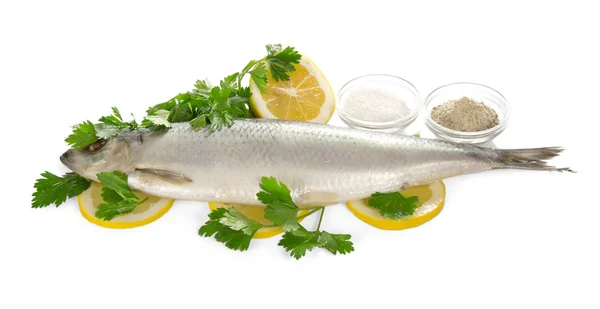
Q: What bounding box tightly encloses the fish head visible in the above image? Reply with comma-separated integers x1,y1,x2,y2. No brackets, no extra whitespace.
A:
60,137,134,180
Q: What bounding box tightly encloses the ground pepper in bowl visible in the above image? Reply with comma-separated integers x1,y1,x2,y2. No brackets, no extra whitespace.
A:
430,96,499,132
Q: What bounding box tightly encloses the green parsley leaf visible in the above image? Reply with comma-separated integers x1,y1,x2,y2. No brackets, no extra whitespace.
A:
192,79,212,99
190,97,212,115
237,86,252,99
66,108,138,147
278,228,354,259
96,171,137,200
239,60,267,93
368,192,420,220
96,197,140,221
318,231,354,255
249,62,268,93
218,208,263,236
413,132,421,137
141,109,172,132
152,93,195,124
112,106,122,120
146,100,177,115
94,171,145,221
220,73,239,91
206,86,237,131
209,86,233,109
229,102,253,119
198,208,262,251
32,172,91,208
257,176,301,231
266,46,301,81
98,107,137,129
94,123,124,139
93,107,138,139
98,184,122,203
168,103,195,123
266,44,283,55
189,114,209,130
156,92,197,125
98,110,123,127
141,119,170,133
241,59,257,73
228,93,250,106
144,80,253,134
65,121,97,150
228,88,253,118
256,177,295,206
152,108,172,121
208,110,235,131
278,228,320,259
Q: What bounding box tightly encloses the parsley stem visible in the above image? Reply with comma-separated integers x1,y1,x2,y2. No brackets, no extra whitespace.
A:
259,206,321,228
316,207,325,232
296,207,322,221
237,73,244,91
237,60,257,91
137,196,149,205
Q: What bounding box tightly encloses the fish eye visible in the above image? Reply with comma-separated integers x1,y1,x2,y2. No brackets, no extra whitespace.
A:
85,139,107,152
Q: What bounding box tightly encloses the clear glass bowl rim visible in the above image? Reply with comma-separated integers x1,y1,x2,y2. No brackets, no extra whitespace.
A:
424,81,511,137
336,74,421,129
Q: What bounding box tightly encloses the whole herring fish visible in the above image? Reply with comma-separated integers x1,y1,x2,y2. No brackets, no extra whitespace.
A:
60,119,572,206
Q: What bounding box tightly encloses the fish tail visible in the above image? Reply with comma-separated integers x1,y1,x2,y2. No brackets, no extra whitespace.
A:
494,147,575,172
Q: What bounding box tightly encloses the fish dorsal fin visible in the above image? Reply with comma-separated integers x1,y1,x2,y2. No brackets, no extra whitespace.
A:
135,168,192,185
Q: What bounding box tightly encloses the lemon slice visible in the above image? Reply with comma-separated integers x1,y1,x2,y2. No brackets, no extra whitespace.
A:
208,202,308,238
346,181,446,230
78,181,174,229
250,55,335,123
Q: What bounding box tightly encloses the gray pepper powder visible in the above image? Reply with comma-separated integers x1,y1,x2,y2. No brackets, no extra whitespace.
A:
430,96,499,132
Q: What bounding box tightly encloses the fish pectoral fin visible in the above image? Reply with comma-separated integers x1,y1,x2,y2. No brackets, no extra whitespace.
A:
134,168,192,185
297,191,341,206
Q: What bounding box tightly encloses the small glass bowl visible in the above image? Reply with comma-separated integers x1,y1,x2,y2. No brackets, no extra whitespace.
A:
337,74,420,133
424,82,510,144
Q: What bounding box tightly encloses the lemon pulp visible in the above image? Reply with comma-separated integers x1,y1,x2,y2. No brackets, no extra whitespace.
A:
250,56,335,123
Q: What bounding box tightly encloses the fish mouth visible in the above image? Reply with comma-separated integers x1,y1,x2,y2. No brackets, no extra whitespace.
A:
60,150,75,171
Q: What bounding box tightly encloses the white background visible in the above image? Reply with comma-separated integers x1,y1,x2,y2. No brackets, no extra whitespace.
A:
1,1,598,308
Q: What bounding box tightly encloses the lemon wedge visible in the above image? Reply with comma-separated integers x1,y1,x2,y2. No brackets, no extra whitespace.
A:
346,181,446,230
250,55,335,123
208,202,308,238
78,181,174,229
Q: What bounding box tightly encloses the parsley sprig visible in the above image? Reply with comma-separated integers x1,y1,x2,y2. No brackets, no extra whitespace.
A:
63,44,300,150
95,171,147,221
65,107,138,150
257,176,304,231
32,172,91,208
368,192,420,220
64,121,97,150
264,44,301,82
31,171,146,221
199,177,354,259
141,44,300,133
198,207,263,251
141,76,253,132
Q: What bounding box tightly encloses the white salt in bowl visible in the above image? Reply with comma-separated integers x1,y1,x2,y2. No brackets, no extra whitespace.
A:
424,82,510,144
336,74,420,133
